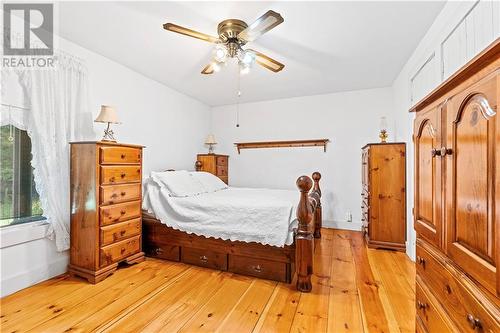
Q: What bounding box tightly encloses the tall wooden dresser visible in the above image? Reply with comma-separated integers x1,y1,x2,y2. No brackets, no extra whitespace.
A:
196,154,229,184
412,41,499,332
361,143,406,251
69,141,145,283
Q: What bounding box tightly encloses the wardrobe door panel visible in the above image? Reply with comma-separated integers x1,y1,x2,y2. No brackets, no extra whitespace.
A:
445,73,498,295
414,106,443,248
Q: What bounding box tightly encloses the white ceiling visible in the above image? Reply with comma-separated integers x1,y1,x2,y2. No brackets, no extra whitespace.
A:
59,1,445,106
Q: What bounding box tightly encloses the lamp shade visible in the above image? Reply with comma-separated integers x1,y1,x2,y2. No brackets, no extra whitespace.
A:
205,134,217,145
95,105,120,124
379,116,388,131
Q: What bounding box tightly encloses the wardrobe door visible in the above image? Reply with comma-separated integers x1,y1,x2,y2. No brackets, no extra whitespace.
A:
414,105,443,248
445,73,498,295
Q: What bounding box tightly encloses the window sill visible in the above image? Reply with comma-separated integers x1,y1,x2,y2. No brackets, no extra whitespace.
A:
0,220,50,249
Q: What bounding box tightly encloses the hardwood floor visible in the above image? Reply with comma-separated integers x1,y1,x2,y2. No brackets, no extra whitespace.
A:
0,229,415,333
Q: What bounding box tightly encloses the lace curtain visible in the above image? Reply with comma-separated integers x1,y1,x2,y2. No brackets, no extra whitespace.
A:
4,52,95,251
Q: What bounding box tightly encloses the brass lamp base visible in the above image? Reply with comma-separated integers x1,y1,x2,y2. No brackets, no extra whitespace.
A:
379,130,388,143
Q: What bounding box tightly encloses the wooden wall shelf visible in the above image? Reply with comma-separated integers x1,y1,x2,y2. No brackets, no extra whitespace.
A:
234,139,330,154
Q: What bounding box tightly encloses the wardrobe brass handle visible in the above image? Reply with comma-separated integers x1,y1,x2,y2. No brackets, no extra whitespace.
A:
431,148,440,157
199,255,208,263
440,147,452,156
466,314,481,330
417,301,427,310
253,265,262,272
416,256,425,266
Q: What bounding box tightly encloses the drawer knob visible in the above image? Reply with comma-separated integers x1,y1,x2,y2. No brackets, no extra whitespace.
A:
417,301,427,310
121,248,126,254
253,265,262,272
199,255,208,263
120,210,126,215
152,247,163,255
121,154,126,159
121,192,126,196
111,193,118,199
417,256,425,266
466,314,481,330
120,173,126,178
120,230,126,236
431,148,441,157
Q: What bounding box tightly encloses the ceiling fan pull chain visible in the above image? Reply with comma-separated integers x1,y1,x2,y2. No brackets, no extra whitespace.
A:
236,70,241,128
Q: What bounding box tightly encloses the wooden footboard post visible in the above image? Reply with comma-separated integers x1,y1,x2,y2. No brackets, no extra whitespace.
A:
296,176,319,292
311,172,322,238
195,160,202,171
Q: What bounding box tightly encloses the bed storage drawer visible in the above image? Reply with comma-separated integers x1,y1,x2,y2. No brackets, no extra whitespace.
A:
146,243,180,261
100,218,141,246
228,255,288,282
100,235,141,267
181,247,227,270
100,200,141,226
100,165,142,185
100,146,142,164
100,184,141,205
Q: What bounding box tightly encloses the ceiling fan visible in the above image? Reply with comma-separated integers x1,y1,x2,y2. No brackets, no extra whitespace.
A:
163,10,285,75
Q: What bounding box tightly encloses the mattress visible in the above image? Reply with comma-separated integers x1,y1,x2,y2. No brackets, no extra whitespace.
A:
142,178,298,247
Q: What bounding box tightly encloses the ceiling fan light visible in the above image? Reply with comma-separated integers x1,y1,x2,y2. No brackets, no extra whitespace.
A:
213,44,228,62
212,62,221,72
240,63,250,75
239,50,256,66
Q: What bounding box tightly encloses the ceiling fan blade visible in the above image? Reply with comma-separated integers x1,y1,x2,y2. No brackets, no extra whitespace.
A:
248,49,285,72
163,23,219,43
238,10,284,42
201,63,214,74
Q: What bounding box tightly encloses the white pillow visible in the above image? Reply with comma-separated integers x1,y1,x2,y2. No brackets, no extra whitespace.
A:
151,170,205,197
190,171,228,193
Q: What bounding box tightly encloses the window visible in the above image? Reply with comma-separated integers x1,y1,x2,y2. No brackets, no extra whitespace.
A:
1,125,44,227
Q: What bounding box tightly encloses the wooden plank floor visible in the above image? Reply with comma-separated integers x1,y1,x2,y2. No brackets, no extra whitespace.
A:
0,229,415,333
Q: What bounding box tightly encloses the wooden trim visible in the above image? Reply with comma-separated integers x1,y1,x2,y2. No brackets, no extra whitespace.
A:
69,141,145,148
410,38,499,113
234,139,330,154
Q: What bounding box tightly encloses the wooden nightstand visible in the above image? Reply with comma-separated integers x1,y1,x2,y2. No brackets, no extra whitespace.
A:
196,154,229,184
68,141,145,283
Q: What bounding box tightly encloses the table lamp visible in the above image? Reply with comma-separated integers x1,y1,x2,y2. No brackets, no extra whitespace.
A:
205,134,217,154
94,105,120,142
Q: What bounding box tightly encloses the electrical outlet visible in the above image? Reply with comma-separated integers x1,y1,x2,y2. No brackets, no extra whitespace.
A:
346,211,352,222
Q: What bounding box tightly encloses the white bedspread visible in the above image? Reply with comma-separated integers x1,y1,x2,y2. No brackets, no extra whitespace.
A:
142,178,298,247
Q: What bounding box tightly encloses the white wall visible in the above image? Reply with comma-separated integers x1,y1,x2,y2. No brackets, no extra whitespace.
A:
0,37,210,297
392,0,499,260
210,88,396,230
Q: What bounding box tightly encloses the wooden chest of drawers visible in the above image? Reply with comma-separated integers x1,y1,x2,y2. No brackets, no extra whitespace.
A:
196,154,229,184
68,141,145,283
361,143,406,251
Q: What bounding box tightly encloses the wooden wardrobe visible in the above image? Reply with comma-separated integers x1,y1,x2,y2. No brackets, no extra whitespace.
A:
412,41,499,332
361,143,406,251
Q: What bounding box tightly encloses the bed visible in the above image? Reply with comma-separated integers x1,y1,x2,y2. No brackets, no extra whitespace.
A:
141,169,322,292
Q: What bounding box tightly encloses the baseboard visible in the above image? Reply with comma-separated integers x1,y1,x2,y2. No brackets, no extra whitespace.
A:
1,253,68,297
323,220,362,231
